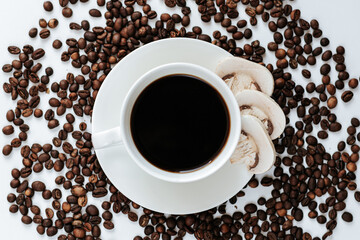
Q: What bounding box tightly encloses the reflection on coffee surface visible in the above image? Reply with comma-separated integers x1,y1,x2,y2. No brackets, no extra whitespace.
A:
130,74,230,172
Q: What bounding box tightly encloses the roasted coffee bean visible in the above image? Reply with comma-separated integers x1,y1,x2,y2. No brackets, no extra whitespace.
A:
48,18,58,29
48,119,59,129
32,181,46,191
244,203,257,213
302,70,311,79
8,46,21,54
71,185,87,197
32,48,45,60
29,28,38,38
327,96,337,109
39,19,47,28
39,29,50,39
69,22,82,30
9,204,18,213
2,125,14,135
43,1,53,11
164,0,176,7
59,0,69,7
86,205,99,216
92,187,108,198
21,216,32,224
341,212,353,222
128,212,138,222
7,193,16,203
47,227,58,237
139,215,150,227
62,7,73,18
89,9,102,17
341,91,353,102
52,39,62,49
104,220,114,230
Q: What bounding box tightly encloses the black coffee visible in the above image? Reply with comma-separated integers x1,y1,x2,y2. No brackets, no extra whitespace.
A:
130,74,230,172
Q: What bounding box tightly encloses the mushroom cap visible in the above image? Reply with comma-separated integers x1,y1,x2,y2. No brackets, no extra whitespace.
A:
236,90,286,140
215,56,274,96
234,115,275,174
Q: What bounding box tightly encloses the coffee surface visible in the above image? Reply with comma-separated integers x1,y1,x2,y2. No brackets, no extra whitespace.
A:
130,74,230,172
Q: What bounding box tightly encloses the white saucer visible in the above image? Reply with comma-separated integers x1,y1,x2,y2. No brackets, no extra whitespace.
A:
92,38,253,214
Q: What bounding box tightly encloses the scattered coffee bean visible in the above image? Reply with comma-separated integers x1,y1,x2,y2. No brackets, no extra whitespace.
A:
2,125,14,135
342,212,353,222
29,28,38,38
48,19,59,29
52,40,62,49
62,7,73,18
89,9,102,17
43,1,53,11
342,91,353,102
39,29,50,39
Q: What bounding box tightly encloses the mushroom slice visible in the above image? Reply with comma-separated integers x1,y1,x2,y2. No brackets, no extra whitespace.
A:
230,115,275,174
236,90,285,140
215,56,274,96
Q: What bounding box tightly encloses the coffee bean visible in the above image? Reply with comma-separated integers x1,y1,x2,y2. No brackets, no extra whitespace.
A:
326,220,337,231
244,203,257,213
2,125,14,135
302,69,311,79
7,193,16,203
35,225,46,236
341,91,353,102
59,0,69,7
97,0,105,6
327,96,337,109
71,185,86,197
290,9,301,21
334,202,346,211
21,216,32,224
6,110,15,122
139,215,150,227
31,48,45,60
128,212,138,222
48,18,58,29
39,29,50,39
92,187,108,198
164,0,176,7
62,7,73,18
47,226,58,237
32,181,46,191
39,19,47,28
52,39,62,49
86,205,99,216
45,208,54,219
69,22,82,30
43,1,53,11
8,46,20,55
29,28,38,38
9,204,18,213
104,220,114,230
89,9,102,17
73,228,86,238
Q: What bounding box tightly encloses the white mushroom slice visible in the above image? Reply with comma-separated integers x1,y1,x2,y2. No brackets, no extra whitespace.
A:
216,56,274,96
236,90,285,140
230,115,275,174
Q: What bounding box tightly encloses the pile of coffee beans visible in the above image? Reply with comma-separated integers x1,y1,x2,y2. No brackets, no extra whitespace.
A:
3,0,359,239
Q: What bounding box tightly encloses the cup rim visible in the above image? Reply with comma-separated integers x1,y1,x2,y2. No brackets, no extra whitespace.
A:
119,62,241,183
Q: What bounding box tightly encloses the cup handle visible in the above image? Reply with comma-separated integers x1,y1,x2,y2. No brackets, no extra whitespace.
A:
92,126,124,150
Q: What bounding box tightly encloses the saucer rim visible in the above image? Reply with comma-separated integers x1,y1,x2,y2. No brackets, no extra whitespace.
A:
92,38,253,214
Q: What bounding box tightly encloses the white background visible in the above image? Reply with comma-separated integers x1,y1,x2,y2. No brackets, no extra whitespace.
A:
1,0,360,239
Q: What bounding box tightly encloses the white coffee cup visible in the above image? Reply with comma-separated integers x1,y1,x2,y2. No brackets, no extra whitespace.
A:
92,62,241,183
